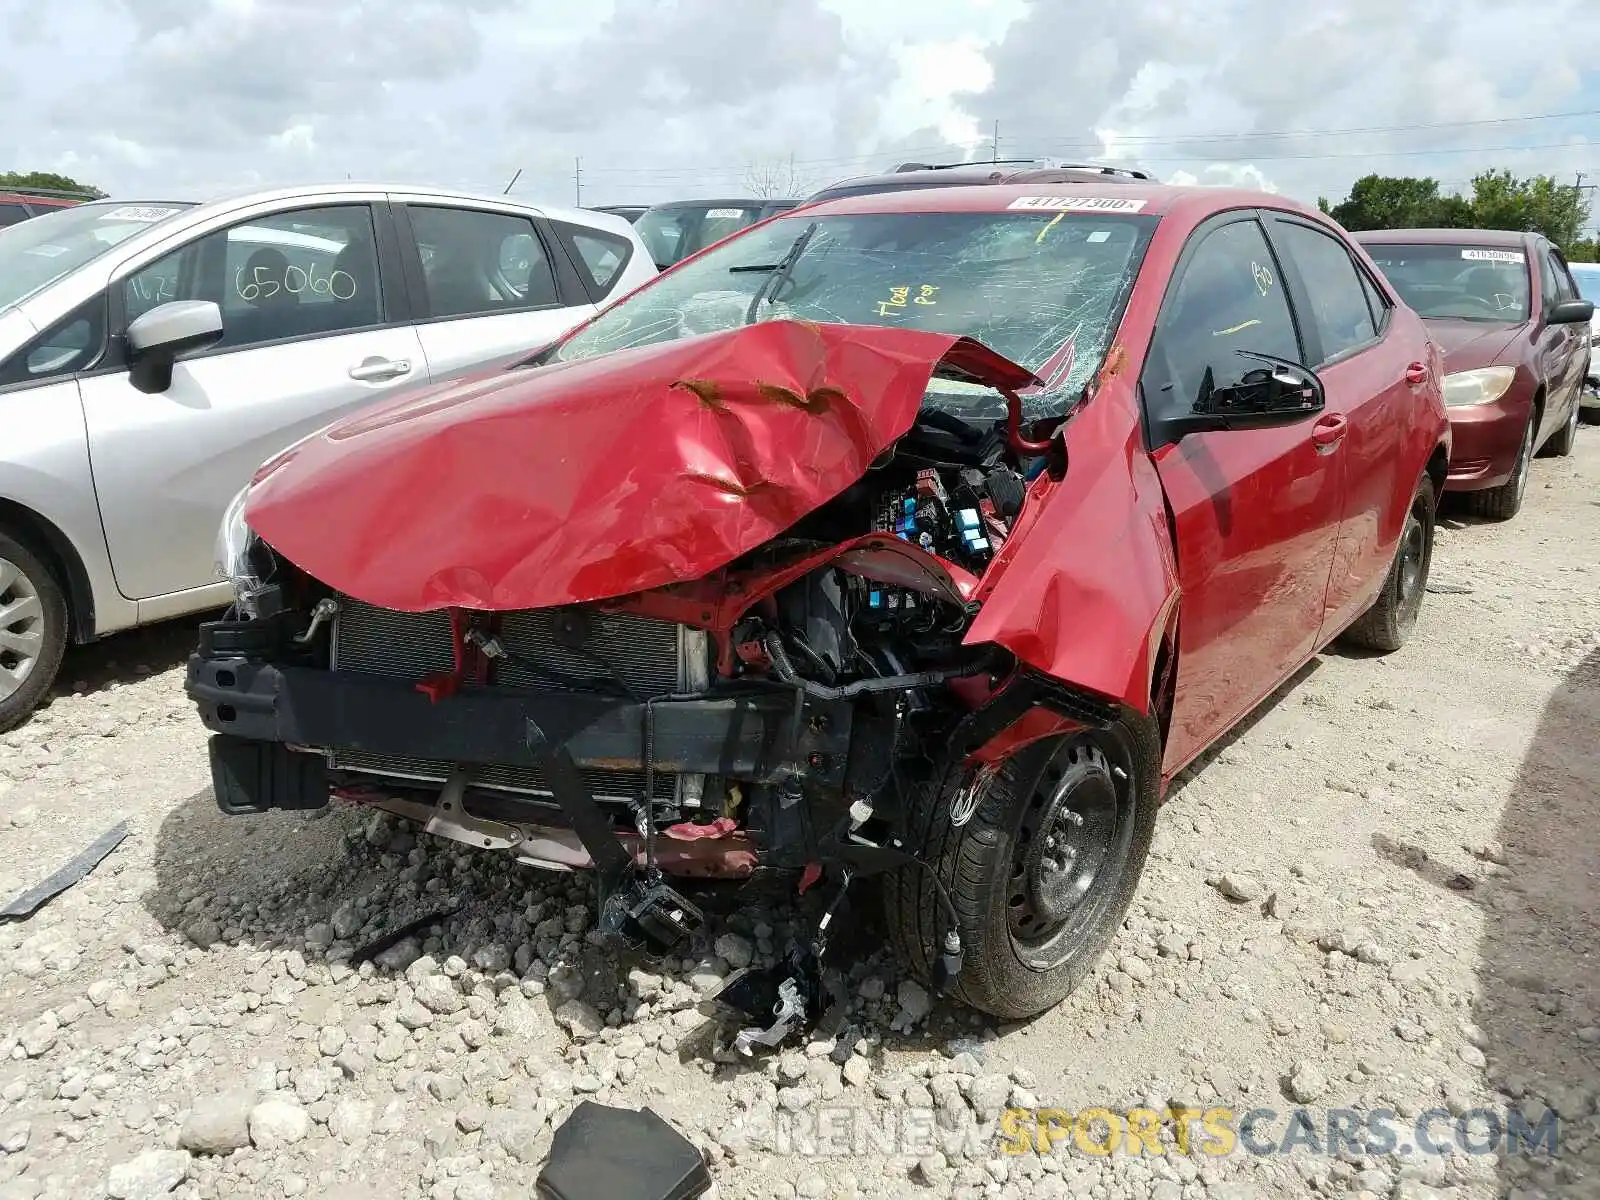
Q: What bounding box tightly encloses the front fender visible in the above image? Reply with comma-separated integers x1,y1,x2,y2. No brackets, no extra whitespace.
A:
965,385,1178,715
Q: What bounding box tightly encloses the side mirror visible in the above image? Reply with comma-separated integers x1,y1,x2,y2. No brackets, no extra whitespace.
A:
1162,350,1325,441
1547,298,1595,325
127,300,223,394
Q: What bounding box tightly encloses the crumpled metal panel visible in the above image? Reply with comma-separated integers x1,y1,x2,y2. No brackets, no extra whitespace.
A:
245,320,1036,613
964,379,1179,715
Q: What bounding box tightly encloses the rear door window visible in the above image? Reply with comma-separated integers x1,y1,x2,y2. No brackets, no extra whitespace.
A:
550,221,635,301
1270,219,1377,362
405,206,560,319
0,203,30,227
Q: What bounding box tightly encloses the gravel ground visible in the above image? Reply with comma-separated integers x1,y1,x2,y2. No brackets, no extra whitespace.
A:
1,430,1597,1200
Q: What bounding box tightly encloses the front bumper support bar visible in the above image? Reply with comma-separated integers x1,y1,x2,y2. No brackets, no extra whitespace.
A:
186,657,853,787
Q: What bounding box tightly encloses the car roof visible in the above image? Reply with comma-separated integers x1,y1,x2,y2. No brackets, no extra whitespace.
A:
813,163,1149,195
1353,227,1535,247
8,187,641,292
787,180,1321,222
155,181,622,229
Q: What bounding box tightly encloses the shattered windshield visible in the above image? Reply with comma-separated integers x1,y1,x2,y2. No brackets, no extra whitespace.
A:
552,209,1157,419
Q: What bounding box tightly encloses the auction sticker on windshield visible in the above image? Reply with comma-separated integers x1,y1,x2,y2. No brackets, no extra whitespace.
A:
99,206,183,223
1008,196,1148,213
1461,249,1523,263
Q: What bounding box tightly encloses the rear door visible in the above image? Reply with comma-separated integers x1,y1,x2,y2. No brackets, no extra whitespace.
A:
78,199,427,603
391,200,597,383
1141,211,1346,774
1261,213,1424,637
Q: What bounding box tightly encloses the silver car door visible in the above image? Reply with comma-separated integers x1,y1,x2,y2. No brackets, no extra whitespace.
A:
393,200,596,384
77,200,428,603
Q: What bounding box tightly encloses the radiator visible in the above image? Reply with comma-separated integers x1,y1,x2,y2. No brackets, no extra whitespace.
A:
327,595,706,806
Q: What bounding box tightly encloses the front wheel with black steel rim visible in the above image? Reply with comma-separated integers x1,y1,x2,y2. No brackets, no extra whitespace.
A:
885,712,1161,1021
0,532,69,734
1340,474,1435,653
1468,408,1535,522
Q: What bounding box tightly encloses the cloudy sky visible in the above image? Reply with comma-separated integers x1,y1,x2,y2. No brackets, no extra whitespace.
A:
3,0,1598,221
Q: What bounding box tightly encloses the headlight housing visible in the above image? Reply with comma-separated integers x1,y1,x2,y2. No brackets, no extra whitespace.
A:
1441,366,1516,408
214,486,271,616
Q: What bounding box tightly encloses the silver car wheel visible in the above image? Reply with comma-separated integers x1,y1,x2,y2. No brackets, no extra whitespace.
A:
0,556,46,703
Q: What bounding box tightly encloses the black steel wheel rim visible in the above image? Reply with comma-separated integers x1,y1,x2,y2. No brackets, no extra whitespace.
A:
1007,735,1134,966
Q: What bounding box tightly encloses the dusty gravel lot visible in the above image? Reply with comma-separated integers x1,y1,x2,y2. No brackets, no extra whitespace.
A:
1,430,1596,1200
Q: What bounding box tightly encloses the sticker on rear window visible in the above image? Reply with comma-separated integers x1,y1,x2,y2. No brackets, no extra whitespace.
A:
705,208,745,219
1008,196,1147,213
25,244,70,258
100,206,182,223
1461,249,1523,263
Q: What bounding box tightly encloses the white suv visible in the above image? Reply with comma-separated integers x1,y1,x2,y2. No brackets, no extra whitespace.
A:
0,183,655,729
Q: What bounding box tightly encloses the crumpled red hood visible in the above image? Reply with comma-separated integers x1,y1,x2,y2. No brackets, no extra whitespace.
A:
245,320,1036,612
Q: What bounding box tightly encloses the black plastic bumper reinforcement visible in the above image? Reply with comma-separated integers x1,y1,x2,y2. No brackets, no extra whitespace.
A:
186,656,854,787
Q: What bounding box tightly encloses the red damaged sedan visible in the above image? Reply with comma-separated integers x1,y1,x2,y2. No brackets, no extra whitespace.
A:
188,183,1449,1031
1357,228,1593,520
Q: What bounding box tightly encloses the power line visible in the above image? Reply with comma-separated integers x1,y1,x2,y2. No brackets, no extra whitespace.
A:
1126,139,1597,164
1042,106,1600,148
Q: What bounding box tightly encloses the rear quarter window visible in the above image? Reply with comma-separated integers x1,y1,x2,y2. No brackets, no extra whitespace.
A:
551,221,637,303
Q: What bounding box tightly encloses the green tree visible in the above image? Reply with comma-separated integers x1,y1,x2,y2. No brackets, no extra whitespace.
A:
1326,175,1468,231
1467,169,1588,247
0,170,106,198
1322,168,1594,254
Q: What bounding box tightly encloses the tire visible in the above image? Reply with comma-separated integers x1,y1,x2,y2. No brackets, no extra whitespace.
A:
1467,407,1535,522
1341,475,1435,653
1546,394,1579,457
886,713,1161,1021
0,531,69,734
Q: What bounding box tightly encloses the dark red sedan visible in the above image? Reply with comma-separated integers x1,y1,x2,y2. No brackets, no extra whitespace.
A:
188,183,1450,1029
1356,228,1593,520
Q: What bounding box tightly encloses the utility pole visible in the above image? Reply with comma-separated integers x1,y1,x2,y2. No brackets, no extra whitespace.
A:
992,120,1000,163
1574,173,1595,246
574,157,582,206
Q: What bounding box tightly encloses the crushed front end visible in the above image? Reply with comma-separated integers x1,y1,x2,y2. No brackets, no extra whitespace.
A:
187,320,1143,1040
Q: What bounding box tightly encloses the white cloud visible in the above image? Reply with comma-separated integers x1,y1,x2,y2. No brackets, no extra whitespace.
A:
0,0,1596,214
881,39,995,149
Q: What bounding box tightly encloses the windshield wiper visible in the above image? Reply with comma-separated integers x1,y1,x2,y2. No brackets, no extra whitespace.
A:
745,221,819,325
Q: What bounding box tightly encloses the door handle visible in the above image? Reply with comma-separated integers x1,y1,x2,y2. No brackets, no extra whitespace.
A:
1310,413,1348,453
1405,362,1428,386
348,357,412,382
